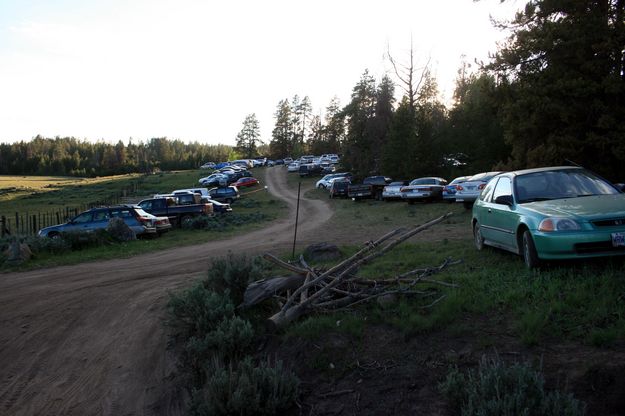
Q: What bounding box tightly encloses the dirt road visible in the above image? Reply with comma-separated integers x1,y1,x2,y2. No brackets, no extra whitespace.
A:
0,167,332,416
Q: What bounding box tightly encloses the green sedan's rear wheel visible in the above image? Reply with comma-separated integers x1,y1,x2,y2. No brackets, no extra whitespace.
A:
522,230,540,269
473,222,484,251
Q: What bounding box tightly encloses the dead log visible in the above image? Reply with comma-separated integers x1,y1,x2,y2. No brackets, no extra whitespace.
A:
265,213,456,329
241,274,307,308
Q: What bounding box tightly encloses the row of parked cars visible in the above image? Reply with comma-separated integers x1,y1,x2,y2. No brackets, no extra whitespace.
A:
37,184,246,239
309,165,625,269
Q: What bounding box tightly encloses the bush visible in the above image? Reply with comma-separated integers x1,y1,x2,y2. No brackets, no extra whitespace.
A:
167,285,235,340
182,213,269,232
190,356,299,416
26,235,71,254
203,254,268,306
439,355,585,416
181,316,255,386
59,229,116,250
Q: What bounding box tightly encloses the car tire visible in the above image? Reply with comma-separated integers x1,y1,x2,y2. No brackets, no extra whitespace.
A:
180,215,193,228
473,222,484,251
522,230,540,269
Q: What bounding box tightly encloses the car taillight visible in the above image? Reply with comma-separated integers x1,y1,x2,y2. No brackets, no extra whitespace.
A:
478,183,486,190
456,185,463,191
400,187,407,192
138,217,152,225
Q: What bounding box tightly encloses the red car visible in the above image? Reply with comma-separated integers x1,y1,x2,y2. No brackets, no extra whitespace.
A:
234,177,259,188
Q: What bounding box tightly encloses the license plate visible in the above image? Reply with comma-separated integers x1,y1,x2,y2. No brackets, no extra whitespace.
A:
612,232,625,247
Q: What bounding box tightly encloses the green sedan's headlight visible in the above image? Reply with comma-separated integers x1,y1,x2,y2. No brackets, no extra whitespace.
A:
538,217,581,232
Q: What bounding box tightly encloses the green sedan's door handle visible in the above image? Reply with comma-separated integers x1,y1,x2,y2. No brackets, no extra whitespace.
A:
487,208,492,213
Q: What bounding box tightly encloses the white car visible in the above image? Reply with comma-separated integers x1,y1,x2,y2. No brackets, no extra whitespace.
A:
199,173,227,185
455,171,504,209
316,173,351,189
287,162,300,172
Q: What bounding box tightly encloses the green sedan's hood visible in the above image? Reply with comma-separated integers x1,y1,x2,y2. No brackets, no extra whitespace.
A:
522,194,625,220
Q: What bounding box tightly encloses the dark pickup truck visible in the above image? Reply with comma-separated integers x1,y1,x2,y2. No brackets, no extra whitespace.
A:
138,194,213,227
347,176,393,200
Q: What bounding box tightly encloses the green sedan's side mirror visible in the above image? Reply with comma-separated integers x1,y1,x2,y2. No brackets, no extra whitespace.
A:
495,195,514,206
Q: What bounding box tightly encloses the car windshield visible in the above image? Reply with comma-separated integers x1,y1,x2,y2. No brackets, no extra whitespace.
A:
515,169,619,203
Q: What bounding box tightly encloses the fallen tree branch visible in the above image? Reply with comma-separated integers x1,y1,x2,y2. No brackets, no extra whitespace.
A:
243,213,461,329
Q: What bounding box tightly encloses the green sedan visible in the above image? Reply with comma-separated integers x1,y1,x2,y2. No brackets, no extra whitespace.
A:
471,166,625,268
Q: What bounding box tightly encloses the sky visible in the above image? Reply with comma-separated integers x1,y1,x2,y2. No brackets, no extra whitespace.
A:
0,0,524,146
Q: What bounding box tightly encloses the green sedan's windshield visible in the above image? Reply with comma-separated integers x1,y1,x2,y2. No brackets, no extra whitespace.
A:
515,169,619,203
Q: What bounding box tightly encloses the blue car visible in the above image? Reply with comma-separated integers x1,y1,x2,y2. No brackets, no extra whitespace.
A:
38,205,157,238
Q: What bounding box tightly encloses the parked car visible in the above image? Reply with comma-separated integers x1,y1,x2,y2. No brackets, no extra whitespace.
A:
199,173,227,186
443,176,471,202
283,157,293,164
287,162,300,173
173,187,210,197
400,177,448,203
200,162,216,169
316,172,351,189
140,211,172,234
455,171,504,209
347,176,392,200
208,186,240,203
234,177,259,188
138,195,213,227
472,166,625,268
299,163,323,177
38,205,158,238
382,180,410,201
200,197,233,214
329,179,351,198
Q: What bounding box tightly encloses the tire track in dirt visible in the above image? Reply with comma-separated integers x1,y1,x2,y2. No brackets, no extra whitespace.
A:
0,167,331,416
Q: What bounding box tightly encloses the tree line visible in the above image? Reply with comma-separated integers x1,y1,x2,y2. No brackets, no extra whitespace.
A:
0,136,234,177
2,0,623,182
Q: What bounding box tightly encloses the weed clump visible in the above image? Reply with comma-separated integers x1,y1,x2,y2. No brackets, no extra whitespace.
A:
189,356,299,416
439,355,585,416
167,255,299,414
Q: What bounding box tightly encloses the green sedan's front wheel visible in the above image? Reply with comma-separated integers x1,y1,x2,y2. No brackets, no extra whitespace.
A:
522,230,540,269
473,222,484,251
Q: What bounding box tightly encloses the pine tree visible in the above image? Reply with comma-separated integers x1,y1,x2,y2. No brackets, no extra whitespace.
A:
488,0,625,179
235,114,262,159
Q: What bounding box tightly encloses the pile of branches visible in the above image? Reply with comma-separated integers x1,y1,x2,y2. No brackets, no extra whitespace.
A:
242,213,461,329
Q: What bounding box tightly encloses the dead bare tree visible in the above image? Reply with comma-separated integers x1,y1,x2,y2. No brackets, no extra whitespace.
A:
242,213,461,329
386,39,432,113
